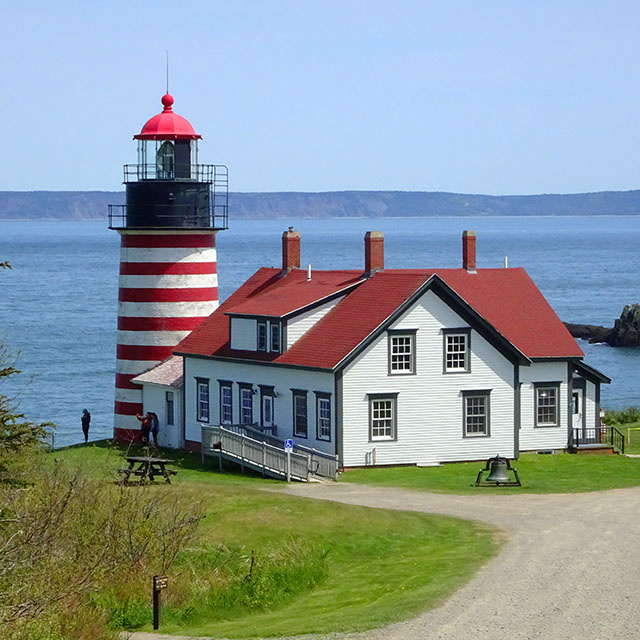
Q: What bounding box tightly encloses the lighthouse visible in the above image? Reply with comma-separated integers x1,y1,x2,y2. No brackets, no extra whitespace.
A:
109,93,228,442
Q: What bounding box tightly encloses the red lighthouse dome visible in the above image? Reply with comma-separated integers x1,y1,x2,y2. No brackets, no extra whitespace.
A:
134,93,202,140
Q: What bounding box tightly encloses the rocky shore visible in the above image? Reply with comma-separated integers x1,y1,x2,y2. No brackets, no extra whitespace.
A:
565,303,640,347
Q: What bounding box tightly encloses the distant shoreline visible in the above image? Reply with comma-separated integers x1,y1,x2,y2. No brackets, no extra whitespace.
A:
3,214,640,222
2,188,640,220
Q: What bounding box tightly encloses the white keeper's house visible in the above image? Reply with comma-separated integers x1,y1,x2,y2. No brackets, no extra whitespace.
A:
133,228,610,467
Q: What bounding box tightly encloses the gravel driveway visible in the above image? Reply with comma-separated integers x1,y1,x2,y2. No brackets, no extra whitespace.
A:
128,482,640,640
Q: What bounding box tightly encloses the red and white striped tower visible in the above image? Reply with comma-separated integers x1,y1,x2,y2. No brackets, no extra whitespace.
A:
109,93,228,442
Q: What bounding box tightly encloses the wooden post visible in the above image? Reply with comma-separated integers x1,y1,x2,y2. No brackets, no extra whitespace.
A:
262,442,266,477
152,575,168,630
240,435,245,474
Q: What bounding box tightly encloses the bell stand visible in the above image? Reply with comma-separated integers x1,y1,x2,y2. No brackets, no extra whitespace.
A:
475,454,522,487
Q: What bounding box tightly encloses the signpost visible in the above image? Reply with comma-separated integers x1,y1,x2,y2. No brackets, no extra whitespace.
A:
284,439,293,482
153,575,168,630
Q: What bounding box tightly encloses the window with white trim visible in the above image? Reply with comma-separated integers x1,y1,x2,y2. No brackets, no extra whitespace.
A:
257,321,267,352
270,323,281,353
219,381,233,424
239,384,254,425
315,393,331,441
292,390,308,437
260,385,275,429
369,395,397,441
388,330,416,374
444,329,470,372
463,391,490,437
196,378,209,422
535,384,560,427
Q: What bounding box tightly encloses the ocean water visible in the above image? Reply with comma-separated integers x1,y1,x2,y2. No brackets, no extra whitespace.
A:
1,216,639,448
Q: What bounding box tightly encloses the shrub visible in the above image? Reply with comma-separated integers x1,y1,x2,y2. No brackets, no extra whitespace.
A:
604,407,640,425
0,458,204,639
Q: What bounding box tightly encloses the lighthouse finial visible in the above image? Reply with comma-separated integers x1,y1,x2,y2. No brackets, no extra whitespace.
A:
166,50,169,94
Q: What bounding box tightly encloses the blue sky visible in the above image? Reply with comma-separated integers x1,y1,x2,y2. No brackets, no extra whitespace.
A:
3,0,640,194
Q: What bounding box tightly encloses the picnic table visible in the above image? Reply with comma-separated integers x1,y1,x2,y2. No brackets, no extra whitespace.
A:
118,456,177,485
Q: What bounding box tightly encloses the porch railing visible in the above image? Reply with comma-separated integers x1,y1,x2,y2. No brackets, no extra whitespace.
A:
202,425,310,481
569,427,625,454
202,423,339,480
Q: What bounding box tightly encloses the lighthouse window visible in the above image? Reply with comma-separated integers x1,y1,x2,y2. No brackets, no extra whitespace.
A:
157,141,175,179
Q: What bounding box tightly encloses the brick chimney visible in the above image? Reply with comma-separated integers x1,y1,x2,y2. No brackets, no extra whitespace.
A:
462,230,476,273
282,227,300,273
364,231,384,276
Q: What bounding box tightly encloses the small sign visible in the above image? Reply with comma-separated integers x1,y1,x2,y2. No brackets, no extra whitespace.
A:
154,575,168,591
284,439,293,453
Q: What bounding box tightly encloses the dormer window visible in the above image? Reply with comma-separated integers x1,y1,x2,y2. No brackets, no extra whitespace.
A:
257,321,267,352
270,323,281,353
255,320,281,354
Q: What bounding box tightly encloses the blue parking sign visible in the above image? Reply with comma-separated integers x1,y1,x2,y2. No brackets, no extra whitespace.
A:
284,439,294,453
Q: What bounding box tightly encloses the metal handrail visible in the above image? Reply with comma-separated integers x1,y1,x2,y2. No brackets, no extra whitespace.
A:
122,163,228,183
570,426,625,454
108,203,228,230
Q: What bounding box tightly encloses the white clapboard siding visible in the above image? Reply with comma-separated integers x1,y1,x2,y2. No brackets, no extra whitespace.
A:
183,357,335,455
139,383,183,449
584,380,597,429
286,297,345,349
230,317,257,351
518,361,569,451
341,289,515,467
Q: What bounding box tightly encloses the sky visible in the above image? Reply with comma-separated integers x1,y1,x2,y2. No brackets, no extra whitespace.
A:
2,0,640,194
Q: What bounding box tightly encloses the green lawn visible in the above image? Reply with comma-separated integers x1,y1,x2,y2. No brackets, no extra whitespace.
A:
341,450,640,494
613,421,640,455
57,442,498,637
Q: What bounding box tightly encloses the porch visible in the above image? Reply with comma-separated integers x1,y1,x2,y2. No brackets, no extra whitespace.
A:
568,426,625,455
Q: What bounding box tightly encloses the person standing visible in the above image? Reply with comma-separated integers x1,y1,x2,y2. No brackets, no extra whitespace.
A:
150,412,160,446
136,412,152,444
81,409,91,443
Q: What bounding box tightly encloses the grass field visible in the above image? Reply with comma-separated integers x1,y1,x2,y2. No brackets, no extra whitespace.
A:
615,421,640,454
342,451,640,494
57,443,499,637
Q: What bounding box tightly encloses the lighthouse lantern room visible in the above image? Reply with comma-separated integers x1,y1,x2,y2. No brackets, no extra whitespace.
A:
109,93,228,443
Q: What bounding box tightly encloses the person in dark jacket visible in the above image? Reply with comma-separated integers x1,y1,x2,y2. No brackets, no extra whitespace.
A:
150,412,160,446
81,409,91,443
136,412,152,444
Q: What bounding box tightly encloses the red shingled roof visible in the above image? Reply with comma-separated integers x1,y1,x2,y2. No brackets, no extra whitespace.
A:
175,266,582,369
227,269,364,317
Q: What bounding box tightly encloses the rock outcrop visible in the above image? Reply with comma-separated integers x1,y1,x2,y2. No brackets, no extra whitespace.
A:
565,303,640,347
611,304,640,347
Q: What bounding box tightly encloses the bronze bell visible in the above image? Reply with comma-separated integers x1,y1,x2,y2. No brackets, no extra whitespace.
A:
485,456,510,483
